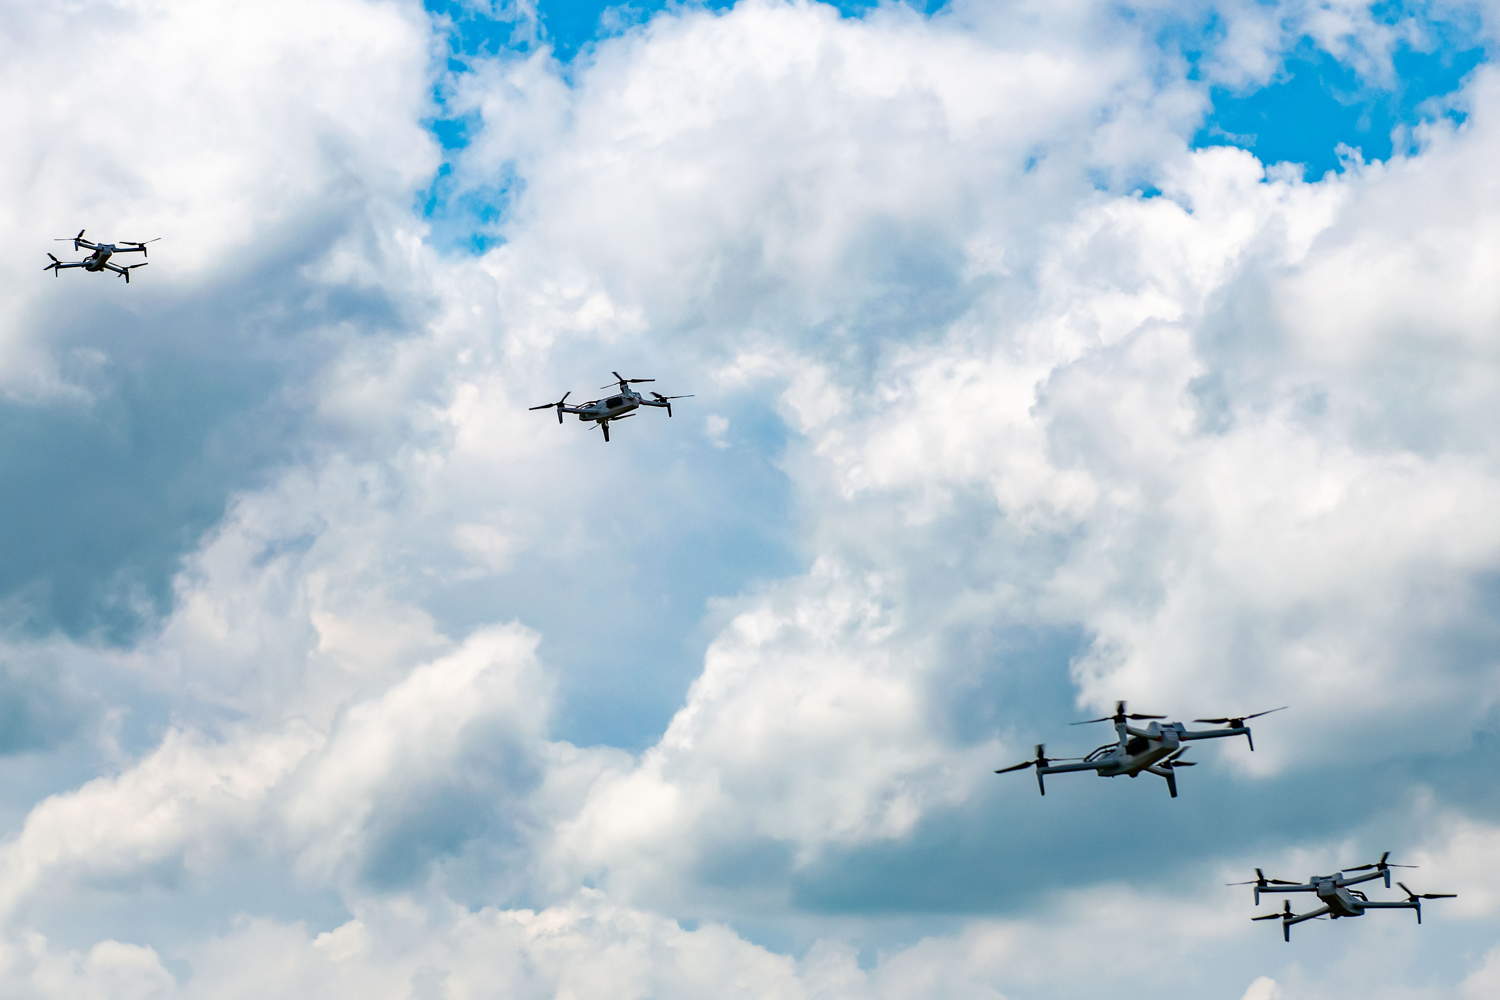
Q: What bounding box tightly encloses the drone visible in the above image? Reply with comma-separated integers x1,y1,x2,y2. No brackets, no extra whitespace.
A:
1237,852,1457,941
993,701,1286,798
43,230,160,283
529,372,693,442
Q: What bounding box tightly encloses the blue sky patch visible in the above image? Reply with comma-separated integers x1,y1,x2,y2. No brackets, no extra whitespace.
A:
1195,20,1486,176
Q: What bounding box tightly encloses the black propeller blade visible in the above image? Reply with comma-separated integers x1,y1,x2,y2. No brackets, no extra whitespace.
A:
994,744,1088,796
121,262,148,284
1398,882,1456,901
1193,706,1288,726
1228,869,1303,888
1229,868,1302,905
43,253,61,274
1251,899,1294,921
1398,882,1455,925
1343,851,1417,873
121,237,163,257
601,371,655,389
528,391,572,423
650,391,694,417
1072,700,1166,726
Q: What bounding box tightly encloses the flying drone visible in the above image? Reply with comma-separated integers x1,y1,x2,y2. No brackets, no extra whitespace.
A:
993,701,1285,798
43,230,160,283
1237,852,1457,941
529,372,693,442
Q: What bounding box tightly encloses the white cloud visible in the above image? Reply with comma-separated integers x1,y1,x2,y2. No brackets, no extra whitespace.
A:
4,1,1500,998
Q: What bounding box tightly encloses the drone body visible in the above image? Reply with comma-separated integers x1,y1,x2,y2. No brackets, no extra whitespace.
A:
994,702,1285,798
44,230,159,283
1238,852,1457,940
530,372,693,442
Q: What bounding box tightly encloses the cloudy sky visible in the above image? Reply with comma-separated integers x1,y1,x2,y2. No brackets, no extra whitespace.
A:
2,0,1498,996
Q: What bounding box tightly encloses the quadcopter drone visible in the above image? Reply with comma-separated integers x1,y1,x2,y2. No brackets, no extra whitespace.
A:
529,371,693,442
993,701,1285,798
43,230,160,283
1236,852,1457,941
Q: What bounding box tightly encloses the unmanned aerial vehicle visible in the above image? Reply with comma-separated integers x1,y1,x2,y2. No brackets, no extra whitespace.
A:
1238,852,1457,941
529,371,693,442
43,230,160,283
993,701,1286,798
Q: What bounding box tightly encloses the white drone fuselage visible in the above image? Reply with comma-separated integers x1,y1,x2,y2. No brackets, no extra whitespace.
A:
1089,721,1185,776
574,390,643,423
529,374,691,441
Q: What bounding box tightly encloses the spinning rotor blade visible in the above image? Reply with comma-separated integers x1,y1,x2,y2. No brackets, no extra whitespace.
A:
993,744,1087,796
121,237,163,256
1251,900,1295,921
650,391,693,418
1344,851,1416,873
44,253,61,273
1193,706,1288,726
601,371,656,389
528,391,572,423
121,262,148,284
992,760,1035,774
1072,700,1166,725
996,743,1080,773
1398,883,1456,900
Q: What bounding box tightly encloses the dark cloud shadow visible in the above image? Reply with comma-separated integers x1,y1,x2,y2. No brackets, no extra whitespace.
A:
0,211,424,645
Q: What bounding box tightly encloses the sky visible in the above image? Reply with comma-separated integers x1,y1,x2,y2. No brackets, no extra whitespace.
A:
1,0,1498,997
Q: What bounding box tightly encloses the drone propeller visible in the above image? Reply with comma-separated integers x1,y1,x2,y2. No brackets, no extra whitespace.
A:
1229,867,1302,904
601,371,655,390
1072,700,1166,726
1192,706,1286,751
1343,850,1417,886
650,391,694,417
528,390,572,424
1398,882,1457,925
121,262,148,284
1227,868,1302,888
1251,900,1294,922
1343,851,1416,873
994,743,1087,796
121,237,163,257
994,744,1050,774
43,253,62,274
1193,706,1288,726
1398,882,1456,900
1251,899,1300,940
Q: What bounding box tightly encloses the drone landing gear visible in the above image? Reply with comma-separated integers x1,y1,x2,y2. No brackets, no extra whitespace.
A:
600,421,610,443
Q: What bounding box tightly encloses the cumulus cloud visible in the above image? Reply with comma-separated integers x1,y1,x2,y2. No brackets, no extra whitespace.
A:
3,0,1500,998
